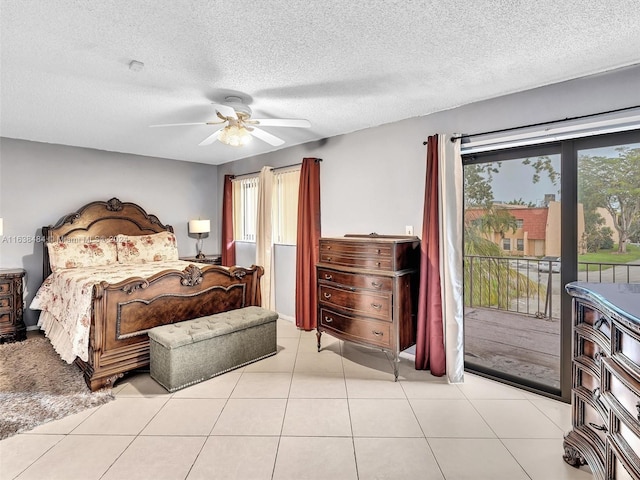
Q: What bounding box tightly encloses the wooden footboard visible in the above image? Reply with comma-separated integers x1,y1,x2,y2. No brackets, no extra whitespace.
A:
77,264,263,391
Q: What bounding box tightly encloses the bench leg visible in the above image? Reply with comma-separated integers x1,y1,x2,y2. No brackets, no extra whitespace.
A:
316,329,322,352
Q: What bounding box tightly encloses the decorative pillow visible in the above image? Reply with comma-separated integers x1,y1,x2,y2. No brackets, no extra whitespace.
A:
47,238,118,272
117,231,179,264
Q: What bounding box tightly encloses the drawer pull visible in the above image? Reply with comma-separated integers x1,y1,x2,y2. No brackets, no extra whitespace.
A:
372,330,384,337
375,262,381,267
594,351,606,364
371,281,382,288
326,257,332,262
636,402,640,421
324,274,333,281
376,249,381,254
324,316,333,323
323,292,332,299
371,303,382,310
592,387,600,401
588,422,607,432
594,317,608,330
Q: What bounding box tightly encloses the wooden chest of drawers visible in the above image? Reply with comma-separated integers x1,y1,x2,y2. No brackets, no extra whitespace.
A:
316,235,420,380
564,282,640,480
0,268,26,343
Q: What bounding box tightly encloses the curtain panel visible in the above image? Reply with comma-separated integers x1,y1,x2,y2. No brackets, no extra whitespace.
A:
221,174,236,266
256,166,275,310
295,158,321,331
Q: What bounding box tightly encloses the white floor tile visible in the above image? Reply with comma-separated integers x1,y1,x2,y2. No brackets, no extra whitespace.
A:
282,398,352,436
171,371,241,398
211,398,286,436
354,437,445,480
429,438,529,480
503,438,595,480
101,436,205,480
410,399,496,438
26,407,99,435
187,436,279,480
471,399,565,438
273,436,358,480
12,435,134,480
0,434,64,480
458,373,528,399
346,376,406,398
294,351,344,373
70,397,168,435
230,372,292,398
140,398,226,435
289,372,347,398
349,398,423,437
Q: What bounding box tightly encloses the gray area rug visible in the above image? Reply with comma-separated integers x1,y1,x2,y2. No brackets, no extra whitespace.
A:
0,336,114,440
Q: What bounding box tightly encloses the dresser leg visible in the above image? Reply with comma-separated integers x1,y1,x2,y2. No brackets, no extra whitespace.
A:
393,353,399,381
562,443,587,468
316,330,322,352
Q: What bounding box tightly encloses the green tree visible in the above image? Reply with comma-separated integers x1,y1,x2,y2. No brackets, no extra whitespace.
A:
579,147,640,253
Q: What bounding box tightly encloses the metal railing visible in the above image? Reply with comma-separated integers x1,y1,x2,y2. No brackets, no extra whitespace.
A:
464,256,640,320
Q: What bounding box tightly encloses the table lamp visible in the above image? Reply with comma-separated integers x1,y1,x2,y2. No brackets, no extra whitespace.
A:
188,219,210,259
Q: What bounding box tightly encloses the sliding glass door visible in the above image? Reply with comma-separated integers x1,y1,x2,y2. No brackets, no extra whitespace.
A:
463,129,640,401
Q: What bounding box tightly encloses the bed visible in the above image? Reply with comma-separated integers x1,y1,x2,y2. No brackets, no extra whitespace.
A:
31,197,263,391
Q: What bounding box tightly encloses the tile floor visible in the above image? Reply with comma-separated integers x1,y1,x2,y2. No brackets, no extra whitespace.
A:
1,319,594,480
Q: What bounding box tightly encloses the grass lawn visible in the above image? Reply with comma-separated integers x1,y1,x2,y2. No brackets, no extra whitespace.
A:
578,244,640,271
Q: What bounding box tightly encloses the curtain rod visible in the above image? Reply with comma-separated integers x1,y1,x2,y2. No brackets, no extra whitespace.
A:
421,105,640,145
230,158,322,179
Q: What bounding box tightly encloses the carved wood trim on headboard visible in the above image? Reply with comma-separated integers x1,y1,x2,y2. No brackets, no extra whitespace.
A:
42,198,174,278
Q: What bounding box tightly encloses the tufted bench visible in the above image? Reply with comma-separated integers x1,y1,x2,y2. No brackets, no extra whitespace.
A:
148,306,278,392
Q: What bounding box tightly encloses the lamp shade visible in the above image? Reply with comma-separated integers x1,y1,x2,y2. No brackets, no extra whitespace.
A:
188,219,210,234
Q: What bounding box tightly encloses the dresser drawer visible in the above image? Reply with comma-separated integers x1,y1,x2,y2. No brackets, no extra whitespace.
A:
317,268,392,292
611,412,640,470
608,440,640,480
603,358,640,427
0,281,11,295
319,252,393,271
319,307,391,348
575,363,602,401
574,392,608,453
0,296,12,310
577,331,608,374
614,323,640,378
320,240,393,257
579,304,612,339
319,284,392,321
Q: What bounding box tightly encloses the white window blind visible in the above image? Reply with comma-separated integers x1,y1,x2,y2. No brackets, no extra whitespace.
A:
231,166,301,244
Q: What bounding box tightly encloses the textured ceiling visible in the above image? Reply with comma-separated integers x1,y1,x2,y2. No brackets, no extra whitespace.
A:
2,0,640,165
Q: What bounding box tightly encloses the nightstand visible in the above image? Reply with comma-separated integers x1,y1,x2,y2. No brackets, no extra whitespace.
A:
0,268,26,343
179,255,222,265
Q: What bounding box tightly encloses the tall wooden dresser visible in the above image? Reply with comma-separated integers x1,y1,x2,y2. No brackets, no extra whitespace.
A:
0,268,26,343
316,235,420,380
564,282,640,480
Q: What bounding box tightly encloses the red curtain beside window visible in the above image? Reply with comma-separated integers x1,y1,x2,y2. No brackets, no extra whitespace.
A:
221,174,236,266
295,158,321,331
415,135,446,375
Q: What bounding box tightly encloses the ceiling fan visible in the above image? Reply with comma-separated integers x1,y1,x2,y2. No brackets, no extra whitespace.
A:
150,96,311,147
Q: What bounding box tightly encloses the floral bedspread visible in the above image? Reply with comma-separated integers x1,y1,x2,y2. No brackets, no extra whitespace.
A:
30,260,199,363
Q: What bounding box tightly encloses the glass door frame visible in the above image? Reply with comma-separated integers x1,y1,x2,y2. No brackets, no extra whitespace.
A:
462,128,640,403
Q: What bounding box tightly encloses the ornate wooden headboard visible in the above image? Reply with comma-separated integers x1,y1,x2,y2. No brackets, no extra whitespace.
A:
42,197,173,278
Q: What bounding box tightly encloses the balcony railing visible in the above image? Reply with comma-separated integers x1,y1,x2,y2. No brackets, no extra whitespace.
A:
464,255,640,320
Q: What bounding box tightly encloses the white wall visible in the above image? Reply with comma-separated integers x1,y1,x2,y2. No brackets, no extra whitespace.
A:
218,64,640,322
0,138,219,327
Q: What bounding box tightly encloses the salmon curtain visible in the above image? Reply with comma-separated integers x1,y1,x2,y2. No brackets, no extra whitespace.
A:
295,157,321,331
220,174,236,266
415,135,446,375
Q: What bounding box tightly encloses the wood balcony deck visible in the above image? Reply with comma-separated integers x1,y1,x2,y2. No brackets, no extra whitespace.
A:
464,306,561,389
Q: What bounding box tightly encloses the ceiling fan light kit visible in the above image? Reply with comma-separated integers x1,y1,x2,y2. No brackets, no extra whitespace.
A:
150,95,311,148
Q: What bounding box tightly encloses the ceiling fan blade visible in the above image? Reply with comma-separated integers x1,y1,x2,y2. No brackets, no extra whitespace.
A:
250,127,285,146
250,118,311,128
211,103,238,119
149,122,209,127
198,128,224,146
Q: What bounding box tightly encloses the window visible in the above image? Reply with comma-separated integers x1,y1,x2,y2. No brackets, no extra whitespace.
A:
517,238,524,251
232,176,258,242
502,238,511,250
516,219,524,229
232,166,301,244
